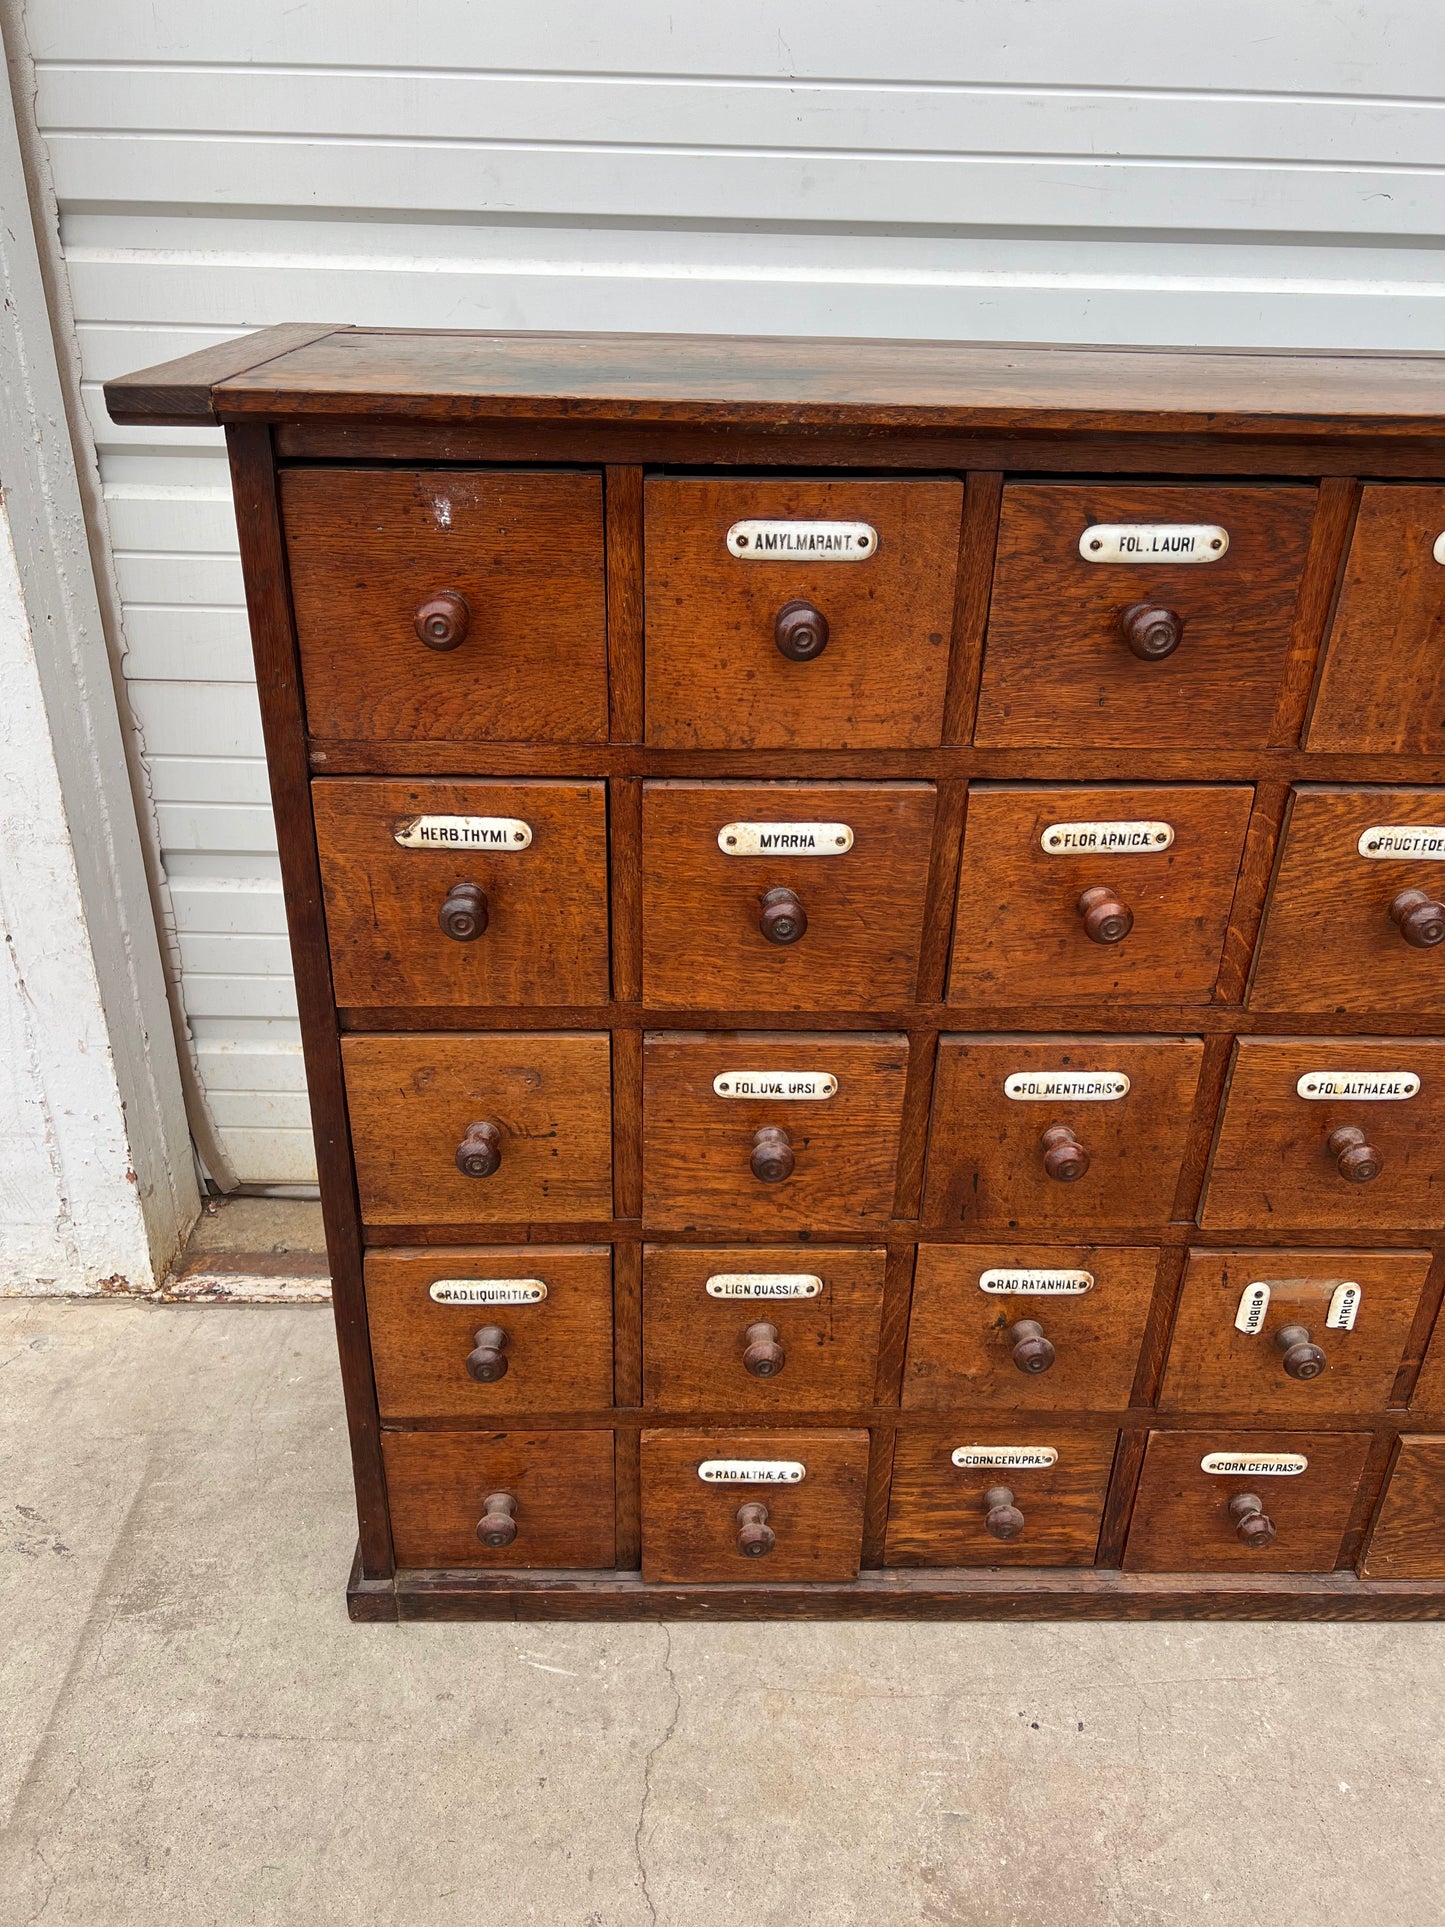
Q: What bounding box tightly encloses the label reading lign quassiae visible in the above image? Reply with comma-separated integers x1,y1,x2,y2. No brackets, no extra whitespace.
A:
1004,1071,1130,1102
978,1268,1094,1296
429,1278,547,1306
705,1274,823,1300
951,1445,1058,1470
713,1071,837,1100
1079,524,1229,564
727,520,877,560
393,815,532,850
698,1460,805,1484
1296,1071,1419,1100
1357,826,1445,860
1040,821,1174,854
718,822,854,856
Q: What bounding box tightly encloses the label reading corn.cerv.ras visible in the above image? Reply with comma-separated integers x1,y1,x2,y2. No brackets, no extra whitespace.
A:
393,815,532,850
1004,1071,1130,1102
1295,1071,1419,1101
1201,1452,1308,1477
1040,820,1174,854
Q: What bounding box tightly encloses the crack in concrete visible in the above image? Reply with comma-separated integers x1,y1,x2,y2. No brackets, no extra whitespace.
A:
633,1624,681,1927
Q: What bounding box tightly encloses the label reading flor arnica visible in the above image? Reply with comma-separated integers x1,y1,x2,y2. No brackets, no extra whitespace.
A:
1040,821,1174,855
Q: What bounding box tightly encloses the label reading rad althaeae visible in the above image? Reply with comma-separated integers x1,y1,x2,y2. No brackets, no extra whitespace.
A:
429,1278,547,1306
1357,826,1445,860
951,1446,1058,1470
1201,1452,1308,1477
1041,821,1174,854
1327,1282,1362,1331
718,821,854,856
698,1460,805,1484
727,520,877,560
392,815,532,850
1079,524,1229,564
1235,1282,1271,1334
706,1274,823,1300
978,1268,1094,1296
713,1071,837,1100
1296,1071,1420,1101
1004,1071,1130,1102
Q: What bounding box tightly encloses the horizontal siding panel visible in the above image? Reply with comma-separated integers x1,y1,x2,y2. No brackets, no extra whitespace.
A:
113,552,245,605
178,932,293,976
122,606,254,683
205,1088,312,1129
181,970,298,1019
126,680,264,757
194,1039,306,1093
170,877,286,933
164,851,281,881
153,801,277,853
103,484,239,552
216,1125,317,1185
149,757,271,806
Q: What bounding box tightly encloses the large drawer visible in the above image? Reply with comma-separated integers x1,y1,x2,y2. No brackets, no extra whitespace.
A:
885,1425,1117,1566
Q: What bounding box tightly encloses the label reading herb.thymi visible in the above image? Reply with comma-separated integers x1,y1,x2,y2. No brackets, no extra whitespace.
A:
717,821,854,856
1296,1071,1419,1101
726,519,877,561
713,1071,837,1100
1004,1071,1130,1102
392,815,532,850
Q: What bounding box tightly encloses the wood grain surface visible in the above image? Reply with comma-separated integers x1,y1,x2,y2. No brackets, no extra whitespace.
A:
1358,1435,1445,1576
884,1423,1118,1566
383,1428,616,1569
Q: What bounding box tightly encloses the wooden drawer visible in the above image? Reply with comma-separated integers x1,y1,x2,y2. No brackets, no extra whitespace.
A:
901,1244,1156,1412
342,1032,612,1226
640,1427,870,1581
1158,1248,1430,1417
975,484,1317,748
283,467,607,745
642,1031,908,1234
365,1246,614,1419
884,1426,1117,1566
1199,1038,1445,1232
1249,786,1445,1014
1123,1429,1370,1572
1359,1436,1445,1576
1410,1309,1445,1413
1306,486,1445,754
383,1429,616,1569
641,780,936,1010
923,1034,1204,1231
948,784,1254,1005
315,778,610,1008
643,1245,885,1412
643,476,963,749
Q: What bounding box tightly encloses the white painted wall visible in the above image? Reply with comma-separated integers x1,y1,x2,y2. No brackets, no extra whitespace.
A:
14,0,1445,1181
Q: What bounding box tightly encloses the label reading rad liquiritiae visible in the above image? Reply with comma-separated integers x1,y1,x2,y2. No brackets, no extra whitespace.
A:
951,1445,1058,1470
698,1460,805,1484
726,520,877,560
1041,820,1174,854
1235,1282,1271,1334
1004,1071,1130,1102
1296,1071,1420,1100
429,1278,547,1306
718,821,854,856
713,1071,837,1100
392,815,532,850
1201,1452,1308,1477
1079,524,1229,564
705,1274,823,1300
1327,1282,1363,1331
1357,826,1445,860
978,1268,1094,1296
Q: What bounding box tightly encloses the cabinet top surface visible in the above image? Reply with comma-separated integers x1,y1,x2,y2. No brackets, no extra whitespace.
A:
105,323,1445,436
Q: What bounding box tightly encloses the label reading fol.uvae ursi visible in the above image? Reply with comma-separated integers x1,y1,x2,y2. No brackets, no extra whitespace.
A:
393,816,532,850
705,1274,823,1300
1004,1070,1130,1102
1296,1071,1420,1101
1357,826,1445,860
951,1445,1058,1470
428,1278,547,1306
1201,1452,1308,1476
978,1268,1094,1296
1079,524,1229,564
698,1460,805,1484
713,1071,837,1100
718,821,854,855
726,520,877,560
1040,821,1174,854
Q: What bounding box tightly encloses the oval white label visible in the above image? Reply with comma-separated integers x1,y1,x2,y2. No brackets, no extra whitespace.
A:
1357,826,1445,860
393,815,532,850
713,1071,837,1100
698,1459,805,1484
1079,524,1229,564
1327,1282,1362,1331
951,1445,1058,1470
1004,1071,1130,1102
428,1278,547,1305
978,1267,1094,1296
1433,531,1445,565
718,821,854,856
1041,820,1174,854
727,520,877,561
705,1273,823,1300
1201,1452,1308,1476
1296,1071,1419,1100
1235,1282,1271,1334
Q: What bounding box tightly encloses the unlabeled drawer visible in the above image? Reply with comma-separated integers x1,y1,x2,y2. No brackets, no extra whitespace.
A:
1199,1038,1445,1232
643,1245,885,1412
1249,786,1445,1014
1157,1248,1430,1417
948,784,1254,1005
342,1032,612,1225
923,1034,1204,1231
383,1429,616,1569
901,1244,1157,1412
643,476,963,749
975,483,1316,748
642,1031,908,1234
315,778,610,1008
366,1246,614,1418
884,1426,1117,1566
283,467,607,744
1359,1436,1445,1576
1122,1429,1370,1572
1413,1314,1445,1413
640,1427,870,1582
641,780,936,1010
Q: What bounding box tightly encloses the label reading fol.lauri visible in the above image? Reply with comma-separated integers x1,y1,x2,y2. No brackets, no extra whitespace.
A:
713,1070,837,1100
1296,1071,1419,1101
978,1268,1094,1296
1004,1070,1130,1102
1041,820,1174,854
1201,1451,1307,1477
1079,524,1229,564
1327,1282,1362,1331
718,821,854,856
1235,1282,1271,1334
705,1274,823,1300
698,1459,805,1484
951,1445,1058,1470
1357,826,1445,860
393,815,532,850
727,519,877,560
428,1278,547,1306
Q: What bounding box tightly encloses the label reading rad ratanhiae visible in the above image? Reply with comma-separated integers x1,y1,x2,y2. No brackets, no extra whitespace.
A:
1079,524,1229,564
1201,1452,1308,1477
1296,1071,1420,1101
718,821,854,856
429,1278,547,1306
1041,820,1174,854
713,1071,837,1100
952,1446,1058,1471
698,1460,805,1484
1357,826,1445,860
1004,1070,1130,1102
393,815,532,850
978,1268,1094,1296
727,520,877,560
705,1274,823,1300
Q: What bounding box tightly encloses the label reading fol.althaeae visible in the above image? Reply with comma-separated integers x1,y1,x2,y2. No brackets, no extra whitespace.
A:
393,815,532,850
1357,826,1445,860
1235,1282,1271,1334
1079,524,1229,564
705,1274,823,1300
428,1278,547,1306
1040,820,1174,854
1004,1070,1130,1102
951,1445,1058,1471
727,520,877,560
1296,1071,1419,1101
978,1268,1094,1296
718,821,854,856
1327,1282,1362,1331
1201,1451,1308,1477
713,1071,837,1100
698,1460,805,1484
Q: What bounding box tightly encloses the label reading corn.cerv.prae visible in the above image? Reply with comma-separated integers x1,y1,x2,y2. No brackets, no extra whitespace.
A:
428,1279,547,1306
1201,1452,1308,1477
705,1274,823,1300
1040,820,1174,854
1235,1282,1271,1334
1079,524,1229,564
951,1446,1058,1470
713,1071,837,1100
1004,1071,1130,1102
978,1268,1094,1296
698,1460,805,1484
1296,1071,1420,1101
718,821,854,856
393,815,532,850
1357,826,1445,860
727,520,877,560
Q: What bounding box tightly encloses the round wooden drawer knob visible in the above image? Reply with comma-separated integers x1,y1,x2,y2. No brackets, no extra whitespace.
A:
983,1485,1025,1541
759,886,807,946
751,1124,794,1184
1390,888,1445,949
1328,1124,1381,1184
1039,1123,1089,1183
1008,1318,1056,1375
455,1118,503,1179
476,1491,518,1549
465,1325,510,1382
1274,1323,1326,1381
1228,1491,1277,1550
736,1500,775,1558
439,881,489,941
1120,601,1184,661
774,598,830,662
741,1320,786,1378
414,589,471,652
1076,885,1133,946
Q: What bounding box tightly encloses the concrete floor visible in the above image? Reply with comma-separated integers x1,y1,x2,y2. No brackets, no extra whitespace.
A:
2,1300,1443,1927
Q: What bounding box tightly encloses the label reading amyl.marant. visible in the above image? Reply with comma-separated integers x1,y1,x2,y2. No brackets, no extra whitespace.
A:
1079,523,1229,564
951,1446,1058,1470
978,1268,1094,1296
1040,820,1174,854
713,1071,837,1100
1357,826,1445,860
1296,1071,1420,1101
392,815,532,850
428,1279,547,1306
1004,1070,1130,1102
718,821,854,856
1201,1452,1308,1477
698,1460,805,1484
726,519,877,560
705,1274,823,1300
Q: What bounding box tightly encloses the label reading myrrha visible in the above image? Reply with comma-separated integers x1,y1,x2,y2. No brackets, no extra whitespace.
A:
1201,1452,1308,1476
978,1268,1094,1296
726,520,877,560
1040,820,1174,854
428,1279,547,1305
393,815,532,850
698,1460,805,1484
705,1274,823,1300
1004,1071,1130,1102
1235,1282,1271,1334
713,1071,837,1100
1357,826,1445,860
1079,524,1229,564
1327,1282,1362,1331
951,1445,1058,1470
1296,1071,1419,1100
718,821,854,856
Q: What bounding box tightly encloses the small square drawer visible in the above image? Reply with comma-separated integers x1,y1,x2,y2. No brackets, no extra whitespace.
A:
643,1245,885,1412
1158,1248,1430,1417
1249,786,1445,1014
643,476,963,749
975,484,1317,749
1199,1038,1445,1233
315,778,609,1008
884,1426,1117,1566
901,1244,1157,1412
640,1427,870,1582
283,468,607,746
642,1031,908,1234
343,1032,612,1226
923,1035,1204,1231
365,1246,614,1419
1359,1436,1445,1577
382,1429,616,1569
1122,1429,1371,1572
642,781,936,1010
948,784,1254,1005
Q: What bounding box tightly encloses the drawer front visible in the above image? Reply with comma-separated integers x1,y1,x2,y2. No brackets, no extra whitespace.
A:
642,1031,908,1233
1159,1248,1430,1418
640,1427,870,1581
1199,1038,1445,1232
643,1245,885,1412
343,1032,612,1225
948,784,1254,1005
901,1244,1157,1412
1306,486,1445,754
1122,1429,1370,1572
284,468,607,745
643,476,963,749
923,1035,1204,1231
1410,1309,1445,1413
642,781,936,1010
1249,786,1445,1014
975,484,1316,748
383,1429,616,1569
316,778,610,1008
366,1246,614,1418
884,1425,1117,1566
1359,1436,1445,1577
